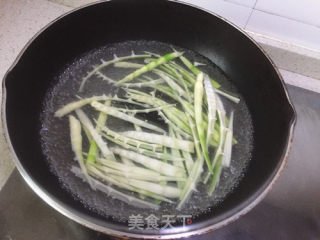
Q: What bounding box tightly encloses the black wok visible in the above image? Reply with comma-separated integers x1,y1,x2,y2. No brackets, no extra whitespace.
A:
2,0,296,239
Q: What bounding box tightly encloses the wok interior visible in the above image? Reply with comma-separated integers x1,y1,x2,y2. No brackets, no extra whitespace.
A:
3,0,295,236
39,40,253,223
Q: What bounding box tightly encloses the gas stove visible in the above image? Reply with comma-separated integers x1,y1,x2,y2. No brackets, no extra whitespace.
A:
1,84,319,240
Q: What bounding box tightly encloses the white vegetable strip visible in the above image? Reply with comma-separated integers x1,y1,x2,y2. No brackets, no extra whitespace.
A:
79,53,151,92
132,120,143,132
106,176,174,203
169,128,185,190
211,105,226,168
98,124,162,152
144,59,194,87
177,156,204,210
114,62,143,68
91,163,185,183
121,131,194,153
95,71,116,84
194,72,212,171
110,147,185,177
75,109,115,160
88,165,172,202
208,156,223,195
126,90,190,129
144,51,161,57
164,64,193,102
115,51,182,85
87,100,110,164
176,132,194,175
203,171,211,184
129,120,153,202
97,157,163,177
122,78,165,88
111,104,175,114
114,62,189,107
194,62,206,66
222,111,234,167
154,71,186,97
185,112,202,159
91,101,165,133
111,94,151,108
179,55,241,102
136,87,190,125
54,95,151,118
120,156,135,166
103,133,185,162
216,89,240,104
69,116,94,189
204,75,217,147
71,166,160,209
216,95,226,125
69,115,83,160
112,176,181,198
55,95,109,117
156,110,191,139
82,125,93,142
145,83,195,118
118,156,148,202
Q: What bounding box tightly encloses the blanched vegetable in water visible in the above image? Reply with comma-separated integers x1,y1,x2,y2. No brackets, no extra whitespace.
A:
55,51,239,209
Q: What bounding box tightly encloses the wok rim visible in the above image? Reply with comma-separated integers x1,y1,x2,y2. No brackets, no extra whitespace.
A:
1,0,297,239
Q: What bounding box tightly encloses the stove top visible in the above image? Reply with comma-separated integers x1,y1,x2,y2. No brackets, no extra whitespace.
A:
1,85,320,240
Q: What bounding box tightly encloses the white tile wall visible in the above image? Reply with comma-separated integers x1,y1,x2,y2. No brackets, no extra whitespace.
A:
179,0,252,28
255,0,320,27
49,0,320,51
49,0,252,28
246,10,320,51
224,0,256,8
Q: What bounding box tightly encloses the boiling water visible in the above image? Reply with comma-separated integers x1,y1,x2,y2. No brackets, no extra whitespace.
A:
40,41,253,222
